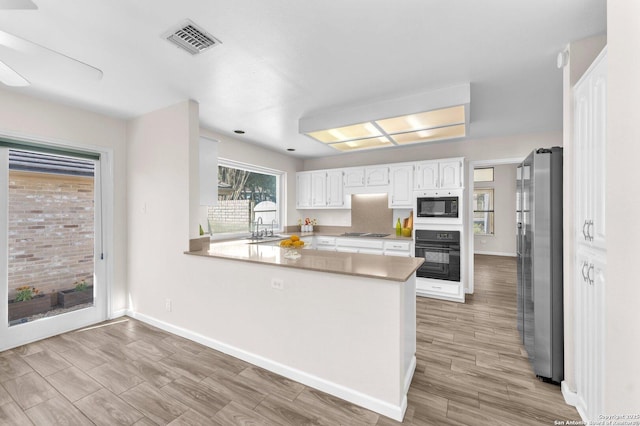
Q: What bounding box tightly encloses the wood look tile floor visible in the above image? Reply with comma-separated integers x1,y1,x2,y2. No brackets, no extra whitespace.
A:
0,255,580,425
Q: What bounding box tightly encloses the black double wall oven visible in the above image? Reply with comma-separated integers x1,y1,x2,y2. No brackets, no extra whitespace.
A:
415,229,460,282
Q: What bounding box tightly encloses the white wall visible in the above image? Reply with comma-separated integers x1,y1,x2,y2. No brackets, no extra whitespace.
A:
0,88,129,314
605,1,640,412
474,164,517,256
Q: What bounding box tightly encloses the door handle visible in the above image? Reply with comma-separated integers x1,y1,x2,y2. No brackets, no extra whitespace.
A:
581,262,589,282
588,264,595,285
588,220,594,242
582,220,589,240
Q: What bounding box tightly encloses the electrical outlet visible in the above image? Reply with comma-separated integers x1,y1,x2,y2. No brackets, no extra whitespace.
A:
165,298,172,312
271,279,284,290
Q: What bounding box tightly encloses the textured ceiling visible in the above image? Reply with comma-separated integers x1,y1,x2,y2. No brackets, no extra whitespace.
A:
0,0,606,158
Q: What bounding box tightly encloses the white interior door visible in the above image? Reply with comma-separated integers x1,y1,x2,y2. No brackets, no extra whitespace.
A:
0,147,108,351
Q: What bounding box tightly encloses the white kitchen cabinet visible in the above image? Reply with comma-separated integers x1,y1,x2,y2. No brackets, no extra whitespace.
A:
389,164,414,208
575,53,606,252
336,237,384,255
315,236,336,251
311,171,327,207
344,166,389,188
383,240,412,257
439,160,463,188
414,161,439,190
365,166,389,186
296,172,312,208
572,47,606,422
297,170,346,209
344,168,365,187
574,246,605,420
326,170,345,207
414,158,463,190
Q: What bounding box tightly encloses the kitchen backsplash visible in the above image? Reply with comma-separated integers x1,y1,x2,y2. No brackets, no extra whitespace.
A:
350,194,393,233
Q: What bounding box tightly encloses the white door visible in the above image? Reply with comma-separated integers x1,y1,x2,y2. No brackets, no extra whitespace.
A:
0,148,108,351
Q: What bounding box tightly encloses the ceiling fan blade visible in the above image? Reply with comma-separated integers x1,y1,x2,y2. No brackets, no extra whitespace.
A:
0,58,29,86
0,0,37,10
0,29,103,84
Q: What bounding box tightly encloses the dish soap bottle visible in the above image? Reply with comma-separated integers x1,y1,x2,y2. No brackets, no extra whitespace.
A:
396,218,401,236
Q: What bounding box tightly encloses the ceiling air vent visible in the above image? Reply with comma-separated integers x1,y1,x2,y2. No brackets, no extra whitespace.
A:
164,20,221,55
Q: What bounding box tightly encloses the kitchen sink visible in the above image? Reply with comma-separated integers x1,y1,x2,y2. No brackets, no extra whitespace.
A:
245,235,284,243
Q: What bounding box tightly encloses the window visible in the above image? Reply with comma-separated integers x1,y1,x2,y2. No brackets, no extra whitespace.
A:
474,167,494,182
207,159,284,237
473,188,494,235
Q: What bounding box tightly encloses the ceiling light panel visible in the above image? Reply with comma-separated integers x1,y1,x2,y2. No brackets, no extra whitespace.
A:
307,122,382,143
391,124,466,145
330,136,392,151
375,105,465,133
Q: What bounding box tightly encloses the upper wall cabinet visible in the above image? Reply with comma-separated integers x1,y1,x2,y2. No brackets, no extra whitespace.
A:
365,166,389,186
297,156,463,210
415,158,463,190
298,170,347,209
296,172,313,208
344,168,365,187
389,164,414,208
344,166,389,188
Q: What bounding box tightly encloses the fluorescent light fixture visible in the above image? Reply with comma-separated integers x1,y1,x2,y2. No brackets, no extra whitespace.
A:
308,122,382,143
391,124,466,145
299,84,470,152
330,136,392,151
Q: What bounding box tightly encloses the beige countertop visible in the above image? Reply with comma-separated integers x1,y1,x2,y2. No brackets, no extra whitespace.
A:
186,238,423,282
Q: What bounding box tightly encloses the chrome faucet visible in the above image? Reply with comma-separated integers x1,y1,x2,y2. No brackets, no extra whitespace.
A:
269,219,276,237
256,217,263,237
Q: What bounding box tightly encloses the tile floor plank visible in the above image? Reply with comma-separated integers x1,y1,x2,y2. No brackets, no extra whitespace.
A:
24,396,93,426
75,388,145,426
3,371,59,410
120,382,189,425
45,366,103,402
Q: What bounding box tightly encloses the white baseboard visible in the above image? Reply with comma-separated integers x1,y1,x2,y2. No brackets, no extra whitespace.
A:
474,251,516,257
109,309,128,319
561,381,578,406
128,311,408,422
561,381,589,422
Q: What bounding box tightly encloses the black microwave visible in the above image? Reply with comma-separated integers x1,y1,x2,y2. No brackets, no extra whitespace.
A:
416,196,459,218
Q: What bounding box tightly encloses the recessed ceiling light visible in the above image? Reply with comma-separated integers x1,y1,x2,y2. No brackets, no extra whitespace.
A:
287,148,296,152
233,130,245,134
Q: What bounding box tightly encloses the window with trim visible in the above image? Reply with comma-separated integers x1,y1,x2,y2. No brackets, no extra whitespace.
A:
473,188,494,235
474,167,494,182
207,159,284,237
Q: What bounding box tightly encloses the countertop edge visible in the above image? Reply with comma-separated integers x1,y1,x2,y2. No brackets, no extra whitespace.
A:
184,249,424,283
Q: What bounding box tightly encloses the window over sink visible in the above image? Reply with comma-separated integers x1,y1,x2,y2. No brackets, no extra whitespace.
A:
206,159,284,238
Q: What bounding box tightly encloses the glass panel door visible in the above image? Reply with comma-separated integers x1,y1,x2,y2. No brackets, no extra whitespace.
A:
0,148,107,350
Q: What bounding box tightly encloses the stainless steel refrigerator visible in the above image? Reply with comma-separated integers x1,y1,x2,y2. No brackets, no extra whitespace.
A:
516,147,564,383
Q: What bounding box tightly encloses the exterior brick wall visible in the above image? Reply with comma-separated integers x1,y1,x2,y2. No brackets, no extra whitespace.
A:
7,171,94,300
208,199,253,233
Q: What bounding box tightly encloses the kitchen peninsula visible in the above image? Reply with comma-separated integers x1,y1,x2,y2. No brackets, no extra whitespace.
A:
185,239,423,421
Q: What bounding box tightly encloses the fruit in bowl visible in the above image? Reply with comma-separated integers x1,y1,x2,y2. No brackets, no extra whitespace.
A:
280,236,304,248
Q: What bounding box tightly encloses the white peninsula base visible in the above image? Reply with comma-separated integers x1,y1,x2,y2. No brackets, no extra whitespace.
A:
135,253,418,422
